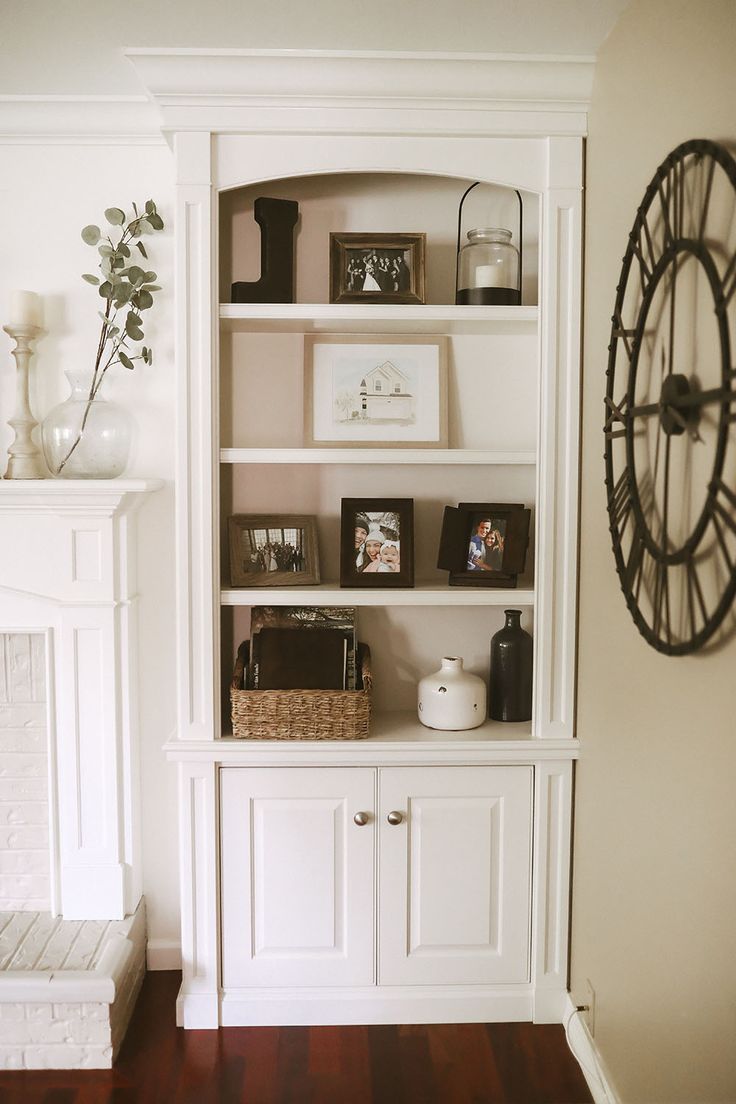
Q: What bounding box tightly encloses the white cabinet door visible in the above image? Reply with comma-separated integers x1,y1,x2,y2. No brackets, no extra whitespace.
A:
378,766,533,986
221,767,375,988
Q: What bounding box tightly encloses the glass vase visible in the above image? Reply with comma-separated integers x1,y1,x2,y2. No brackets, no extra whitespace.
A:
42,369,132,479
456,227,521,306
489,609,533,722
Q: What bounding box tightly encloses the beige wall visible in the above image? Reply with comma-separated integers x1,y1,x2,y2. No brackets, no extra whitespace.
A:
572,2,736,1101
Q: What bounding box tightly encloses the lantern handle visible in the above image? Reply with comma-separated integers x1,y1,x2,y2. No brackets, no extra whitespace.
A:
454,182,523,304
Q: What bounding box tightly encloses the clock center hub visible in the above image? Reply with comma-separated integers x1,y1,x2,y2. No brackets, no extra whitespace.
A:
659,372,695,436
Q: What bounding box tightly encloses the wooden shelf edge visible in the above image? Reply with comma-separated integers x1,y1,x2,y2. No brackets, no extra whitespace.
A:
220,303,538,334
220,448,536,466
220,584,535,607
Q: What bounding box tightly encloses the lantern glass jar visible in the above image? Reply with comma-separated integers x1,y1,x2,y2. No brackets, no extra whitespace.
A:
456,227,520,306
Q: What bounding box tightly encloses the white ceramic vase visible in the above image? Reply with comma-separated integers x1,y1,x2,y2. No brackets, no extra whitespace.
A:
417,656,486,731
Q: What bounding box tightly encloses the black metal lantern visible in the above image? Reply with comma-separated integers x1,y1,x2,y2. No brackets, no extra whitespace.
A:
455,183,523,306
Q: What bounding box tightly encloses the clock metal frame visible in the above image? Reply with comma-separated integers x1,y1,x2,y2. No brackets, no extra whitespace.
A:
604,138,736,655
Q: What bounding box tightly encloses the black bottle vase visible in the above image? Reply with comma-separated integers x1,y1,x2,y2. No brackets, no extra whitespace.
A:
489,609,532,722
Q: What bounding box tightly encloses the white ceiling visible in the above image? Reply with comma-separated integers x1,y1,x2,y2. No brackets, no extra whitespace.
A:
0,0,630,95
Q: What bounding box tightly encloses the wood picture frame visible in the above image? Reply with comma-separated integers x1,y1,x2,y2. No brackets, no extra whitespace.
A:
228,514,320,587
329,232,426,304
304,334,448,448
340,498,414,588
437,502,531,588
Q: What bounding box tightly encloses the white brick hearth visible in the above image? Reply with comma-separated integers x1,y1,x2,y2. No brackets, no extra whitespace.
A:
0,900,146,1069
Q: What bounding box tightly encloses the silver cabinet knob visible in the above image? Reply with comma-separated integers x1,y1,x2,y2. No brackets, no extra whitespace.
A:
353,811,370,826
387,811,403,825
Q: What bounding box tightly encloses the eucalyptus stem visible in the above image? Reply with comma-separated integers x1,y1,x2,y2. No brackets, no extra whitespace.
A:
53,200,164,476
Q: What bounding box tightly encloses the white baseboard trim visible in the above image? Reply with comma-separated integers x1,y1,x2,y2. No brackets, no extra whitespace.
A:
563,994,620,1104
219,985,533,1027
146,939,182,971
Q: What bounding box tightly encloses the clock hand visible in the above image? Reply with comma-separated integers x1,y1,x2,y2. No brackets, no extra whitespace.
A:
628,384,734,419
664,404,703,442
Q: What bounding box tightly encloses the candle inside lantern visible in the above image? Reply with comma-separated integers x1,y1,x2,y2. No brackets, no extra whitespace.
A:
9,290,42,328
474,263,505,289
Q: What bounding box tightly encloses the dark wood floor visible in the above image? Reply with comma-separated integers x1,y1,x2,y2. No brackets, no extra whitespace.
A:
0,971,593,1103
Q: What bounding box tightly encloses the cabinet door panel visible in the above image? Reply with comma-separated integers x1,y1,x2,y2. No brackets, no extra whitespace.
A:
221,767,375,987
379,766,532,986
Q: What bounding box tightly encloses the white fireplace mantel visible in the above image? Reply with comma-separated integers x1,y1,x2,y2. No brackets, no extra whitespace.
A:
0,478,162,920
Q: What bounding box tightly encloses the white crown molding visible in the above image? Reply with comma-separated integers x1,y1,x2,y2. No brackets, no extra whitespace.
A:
0,96,164,144
124,48,593,137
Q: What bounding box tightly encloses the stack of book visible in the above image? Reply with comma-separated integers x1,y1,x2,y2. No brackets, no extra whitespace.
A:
248,606,358,691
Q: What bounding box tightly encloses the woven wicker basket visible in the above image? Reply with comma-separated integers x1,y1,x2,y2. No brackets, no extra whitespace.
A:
230,640,372,740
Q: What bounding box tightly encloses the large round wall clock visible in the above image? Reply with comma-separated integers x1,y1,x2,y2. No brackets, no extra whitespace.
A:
604,138,736,655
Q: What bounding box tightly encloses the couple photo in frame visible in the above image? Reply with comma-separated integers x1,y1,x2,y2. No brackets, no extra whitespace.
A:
437,502,531,587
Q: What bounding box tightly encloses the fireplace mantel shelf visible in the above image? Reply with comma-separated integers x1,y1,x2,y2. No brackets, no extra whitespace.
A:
0,478,164,514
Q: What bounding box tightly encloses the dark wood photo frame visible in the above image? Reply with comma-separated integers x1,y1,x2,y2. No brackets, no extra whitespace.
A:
340,498,414,588
228,514,320,587
329,233,426,304
437,502,531,588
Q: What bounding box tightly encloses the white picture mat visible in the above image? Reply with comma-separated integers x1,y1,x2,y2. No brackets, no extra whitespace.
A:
310,340,444,444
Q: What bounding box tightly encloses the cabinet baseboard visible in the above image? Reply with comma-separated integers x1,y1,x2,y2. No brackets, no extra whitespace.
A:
218,985,536,1026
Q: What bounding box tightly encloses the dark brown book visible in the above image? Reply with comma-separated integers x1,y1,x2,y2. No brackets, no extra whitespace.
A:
256,627,347,690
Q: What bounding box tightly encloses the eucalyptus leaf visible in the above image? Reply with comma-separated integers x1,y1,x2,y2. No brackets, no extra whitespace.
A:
148,214,164,231
99,281,113,298
119,351,135,370
98,244,114,257
143,271,157,283
118,243,131,258
125,315,144,340
135,289,153,310
136,242,148,259
143,284,161,292
114,284,133,305
127,265,145,285
145,200,155,215
105,207,126,225
81,224,101,245
82,274,100,285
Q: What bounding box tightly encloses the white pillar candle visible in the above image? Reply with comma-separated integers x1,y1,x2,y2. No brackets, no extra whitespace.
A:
9,290,42,328
474,264,504,289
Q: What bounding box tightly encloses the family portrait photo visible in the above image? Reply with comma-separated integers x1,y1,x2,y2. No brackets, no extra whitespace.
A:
330,232,426,304
228,515,320,588
340,498,414,588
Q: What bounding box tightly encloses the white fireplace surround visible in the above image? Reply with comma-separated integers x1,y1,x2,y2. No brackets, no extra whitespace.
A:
0,479,161,921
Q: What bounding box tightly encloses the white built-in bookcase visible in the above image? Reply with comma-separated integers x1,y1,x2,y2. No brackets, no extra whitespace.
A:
127,49,588,1029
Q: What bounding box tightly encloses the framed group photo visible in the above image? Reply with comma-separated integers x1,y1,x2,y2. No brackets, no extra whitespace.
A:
340,498,414,588
437,502,531,588
305,334,448,449
329,232,426,304
228,514,320,587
